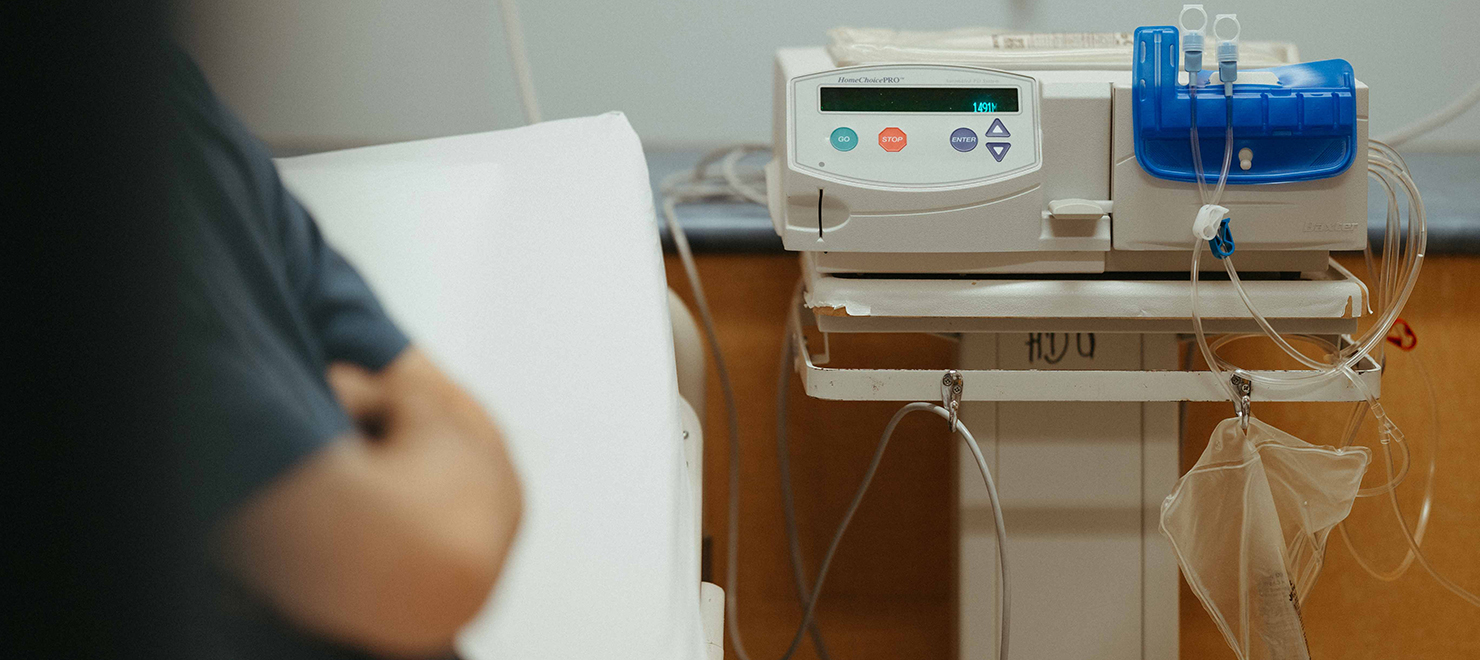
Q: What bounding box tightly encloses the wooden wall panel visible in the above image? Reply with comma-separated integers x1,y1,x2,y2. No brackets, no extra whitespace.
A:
666,254,1480,660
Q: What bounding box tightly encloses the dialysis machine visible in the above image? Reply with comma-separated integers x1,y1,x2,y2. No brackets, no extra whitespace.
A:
764,23,1391,660
767,28,1365,274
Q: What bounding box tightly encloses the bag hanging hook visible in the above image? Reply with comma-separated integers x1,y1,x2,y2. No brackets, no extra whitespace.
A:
942,370,964,432
1230,373,1253,430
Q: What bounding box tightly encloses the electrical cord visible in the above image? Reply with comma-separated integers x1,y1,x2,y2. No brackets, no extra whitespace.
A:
495,0,541,124
661,191,752,660
659,145,770,660
664,147,1011,660
1377,79,1480,147
775,400,1010,660
661,145,771,207
775,317,834,660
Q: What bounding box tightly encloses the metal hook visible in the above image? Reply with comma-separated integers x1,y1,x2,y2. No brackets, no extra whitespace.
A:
942,370,964,432
1230,373,1252,430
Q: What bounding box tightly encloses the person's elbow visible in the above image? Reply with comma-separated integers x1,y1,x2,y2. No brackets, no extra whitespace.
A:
453,461,523,609
390,469,524,657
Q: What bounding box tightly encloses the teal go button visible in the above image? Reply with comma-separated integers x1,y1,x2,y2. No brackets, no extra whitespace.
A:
830,127,858,151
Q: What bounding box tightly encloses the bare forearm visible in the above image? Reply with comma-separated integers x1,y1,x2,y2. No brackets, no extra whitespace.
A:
224,349,522,658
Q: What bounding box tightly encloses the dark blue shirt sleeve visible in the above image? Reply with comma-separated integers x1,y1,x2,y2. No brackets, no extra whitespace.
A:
166,46,408,522
280,188,409,372
166,46,415,660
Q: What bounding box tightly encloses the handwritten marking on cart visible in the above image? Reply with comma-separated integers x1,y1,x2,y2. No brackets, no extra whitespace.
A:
1025,333,1096,365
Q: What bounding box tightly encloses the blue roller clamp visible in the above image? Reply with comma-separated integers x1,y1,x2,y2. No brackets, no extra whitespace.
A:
1133,25,1359,184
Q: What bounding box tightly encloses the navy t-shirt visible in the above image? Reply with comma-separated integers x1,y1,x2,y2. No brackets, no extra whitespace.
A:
165,48,412,658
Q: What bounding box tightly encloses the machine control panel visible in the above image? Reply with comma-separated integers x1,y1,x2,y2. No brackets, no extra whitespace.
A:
791,64,1041,188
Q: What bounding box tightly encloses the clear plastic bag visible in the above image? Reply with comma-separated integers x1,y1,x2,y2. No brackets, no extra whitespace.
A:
1161,417,1370,660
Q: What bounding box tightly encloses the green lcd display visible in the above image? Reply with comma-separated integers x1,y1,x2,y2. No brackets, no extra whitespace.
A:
819,86,1020,113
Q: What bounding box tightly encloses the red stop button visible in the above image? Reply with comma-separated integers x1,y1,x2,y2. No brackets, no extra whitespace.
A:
878,127,907,152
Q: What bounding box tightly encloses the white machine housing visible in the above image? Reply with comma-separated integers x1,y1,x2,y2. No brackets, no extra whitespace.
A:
765,47,1370,274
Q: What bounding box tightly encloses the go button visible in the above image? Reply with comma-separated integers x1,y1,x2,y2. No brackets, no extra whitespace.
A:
878,127,907,152
830,127,858,151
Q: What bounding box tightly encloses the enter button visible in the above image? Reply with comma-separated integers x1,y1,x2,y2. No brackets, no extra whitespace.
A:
878,127,907,152
949,127,978,152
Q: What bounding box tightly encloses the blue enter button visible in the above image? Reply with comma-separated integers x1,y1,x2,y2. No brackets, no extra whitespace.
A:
950,127,978,152
830,127,858,151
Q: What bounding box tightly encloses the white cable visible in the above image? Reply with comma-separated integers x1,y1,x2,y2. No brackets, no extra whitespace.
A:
776,401,1010,660
662,145,771,206
722,149,770,206
659,145,770,660
495,0,541,124
664,146,1011,659
1377,79,1480,147
775,319,834,660
661,194,751,660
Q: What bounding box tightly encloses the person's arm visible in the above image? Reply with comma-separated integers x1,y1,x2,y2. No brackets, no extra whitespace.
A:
220,348,522,658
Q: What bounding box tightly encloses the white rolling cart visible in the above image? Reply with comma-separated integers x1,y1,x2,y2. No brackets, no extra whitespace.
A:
786,263,1378,659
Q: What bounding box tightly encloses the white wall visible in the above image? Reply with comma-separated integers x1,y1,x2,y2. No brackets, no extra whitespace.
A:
179,0,1480,152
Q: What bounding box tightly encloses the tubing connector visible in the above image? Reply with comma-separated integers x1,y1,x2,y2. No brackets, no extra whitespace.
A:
1214,13,1240,95
1180,5,1208,75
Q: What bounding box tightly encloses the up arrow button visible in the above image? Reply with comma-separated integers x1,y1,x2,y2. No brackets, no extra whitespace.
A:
984,118,1011,138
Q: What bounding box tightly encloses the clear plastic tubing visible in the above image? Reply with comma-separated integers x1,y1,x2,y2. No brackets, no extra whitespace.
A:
1187,78,1237,400
1183,65,1480,607
1208,159,1425,387
1188,103,1427,388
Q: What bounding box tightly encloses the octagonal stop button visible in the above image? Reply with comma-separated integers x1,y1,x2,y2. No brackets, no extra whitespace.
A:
878,127,907,152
